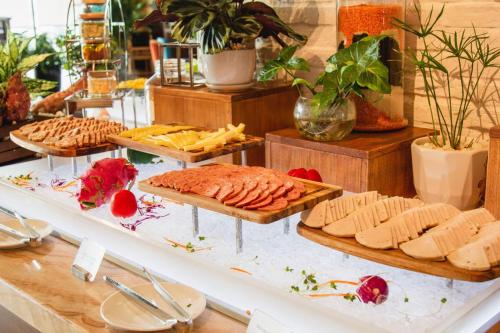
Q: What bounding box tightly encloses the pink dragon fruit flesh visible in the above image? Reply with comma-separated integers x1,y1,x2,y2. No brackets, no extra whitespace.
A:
78,158,138,209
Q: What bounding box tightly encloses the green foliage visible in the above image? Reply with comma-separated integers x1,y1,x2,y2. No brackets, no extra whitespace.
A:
258,36,391,113
29,34,62,74
140,0,307,54
393,5,500,149
113,0,149,36
0,33,56,97
55,32,83,81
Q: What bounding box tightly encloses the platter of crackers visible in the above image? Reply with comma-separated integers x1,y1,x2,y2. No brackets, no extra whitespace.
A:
107,123,264,163
297,192,500,281
10,116,123,157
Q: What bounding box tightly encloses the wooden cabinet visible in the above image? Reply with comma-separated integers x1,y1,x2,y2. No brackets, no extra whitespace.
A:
152,84,298,166
485,126,500,219
266,127,434,196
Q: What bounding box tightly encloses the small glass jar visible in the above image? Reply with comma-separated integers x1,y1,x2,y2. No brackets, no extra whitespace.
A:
337,0,407,132
82,40,109,61
81,20,107,39
294,97,356,141
87,70,117,97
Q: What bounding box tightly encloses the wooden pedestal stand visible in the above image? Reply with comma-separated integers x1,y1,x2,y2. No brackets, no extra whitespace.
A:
266,127,434,197
152,83,298,166
485,126,500,219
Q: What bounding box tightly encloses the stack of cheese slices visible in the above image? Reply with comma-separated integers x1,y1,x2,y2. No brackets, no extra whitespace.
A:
303,191,500,271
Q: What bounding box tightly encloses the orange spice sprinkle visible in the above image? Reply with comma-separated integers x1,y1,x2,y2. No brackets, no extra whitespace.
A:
307,293,351,298
230,267,252,275
318,279,358,288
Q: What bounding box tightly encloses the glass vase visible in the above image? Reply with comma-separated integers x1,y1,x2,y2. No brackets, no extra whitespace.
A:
337,0,407,132
294,97,355,141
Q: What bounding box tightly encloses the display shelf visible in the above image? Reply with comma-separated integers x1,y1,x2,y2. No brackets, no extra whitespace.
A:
10,130,117,158
297,222,500,282
139,177,341,224
108,132,265,163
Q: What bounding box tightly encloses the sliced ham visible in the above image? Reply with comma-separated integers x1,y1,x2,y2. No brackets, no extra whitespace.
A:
259,198,289,211
244,194,273,210
147,165,306,212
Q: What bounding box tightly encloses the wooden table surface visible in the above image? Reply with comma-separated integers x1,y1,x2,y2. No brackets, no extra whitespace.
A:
0,216,246,333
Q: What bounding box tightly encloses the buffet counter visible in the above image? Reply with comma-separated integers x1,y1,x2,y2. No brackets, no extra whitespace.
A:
0,155,498,333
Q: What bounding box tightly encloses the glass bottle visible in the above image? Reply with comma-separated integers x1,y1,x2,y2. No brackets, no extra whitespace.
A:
337,0,407,132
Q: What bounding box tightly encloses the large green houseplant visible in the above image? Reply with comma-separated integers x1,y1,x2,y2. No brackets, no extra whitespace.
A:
258,36,391,141
31,34,62,92
0,33,56,124
136,0,306,91
393,5,500,209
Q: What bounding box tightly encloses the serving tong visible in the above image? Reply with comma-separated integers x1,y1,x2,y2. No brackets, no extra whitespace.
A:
104,269,193,333
0,207,42,247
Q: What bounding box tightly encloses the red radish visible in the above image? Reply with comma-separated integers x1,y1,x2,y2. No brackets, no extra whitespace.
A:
306,169,323,182
111,189,138,218
288,168,308,179
356,275,389,304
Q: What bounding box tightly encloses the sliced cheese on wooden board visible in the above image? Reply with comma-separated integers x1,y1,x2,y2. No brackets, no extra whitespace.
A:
322,197,423,237
447,222,500,271
355,203,460,250
302,191,381,228
400,208,496,260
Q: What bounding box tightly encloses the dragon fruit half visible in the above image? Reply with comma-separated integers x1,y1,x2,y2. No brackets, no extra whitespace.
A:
78,158,138,209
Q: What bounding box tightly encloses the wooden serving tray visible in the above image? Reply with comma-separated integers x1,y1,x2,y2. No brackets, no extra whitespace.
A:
297,222,500,282
107,132,264,163
10,130,117,158
139,178,342,224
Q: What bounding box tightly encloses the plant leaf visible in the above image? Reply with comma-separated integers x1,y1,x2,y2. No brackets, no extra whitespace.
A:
17,54,52,72
230,15,262,39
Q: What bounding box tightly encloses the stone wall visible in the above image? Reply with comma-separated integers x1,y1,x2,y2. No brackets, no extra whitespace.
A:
268,0,500,137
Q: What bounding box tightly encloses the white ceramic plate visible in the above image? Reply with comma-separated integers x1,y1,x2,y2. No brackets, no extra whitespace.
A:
100,282,206,332
205,81,255,92
0,218,52,249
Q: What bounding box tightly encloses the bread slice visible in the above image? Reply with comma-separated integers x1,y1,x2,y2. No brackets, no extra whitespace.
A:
355,203,460,250
400,208,495,260
322,197,423,237
302,191,381,228
447,221,500,271
301,200,328,228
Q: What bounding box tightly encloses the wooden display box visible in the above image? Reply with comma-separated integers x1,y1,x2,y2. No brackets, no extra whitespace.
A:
0,121,38,166
485,126,500,219
266,127,434,197
152,83,298,166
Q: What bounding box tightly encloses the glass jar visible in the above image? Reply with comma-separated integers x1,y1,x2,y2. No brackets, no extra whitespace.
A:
337,0,407,132
294,97,356,141
87,70,117,97
82,39,109,61
81,20,107,39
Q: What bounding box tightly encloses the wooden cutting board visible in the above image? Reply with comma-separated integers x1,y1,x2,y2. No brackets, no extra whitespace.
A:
10,130,117,157
297,222,500,282
107,133,264,163
139,178,342,224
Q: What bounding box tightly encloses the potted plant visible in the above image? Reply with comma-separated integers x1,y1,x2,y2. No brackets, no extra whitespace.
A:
31,34,62,92
394,6,500,209
0,33,56,125
135,0,306,91
258,36,391,141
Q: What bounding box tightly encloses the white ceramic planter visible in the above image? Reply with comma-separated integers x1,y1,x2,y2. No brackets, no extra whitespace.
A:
200,48,256,92
411,137,489,210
